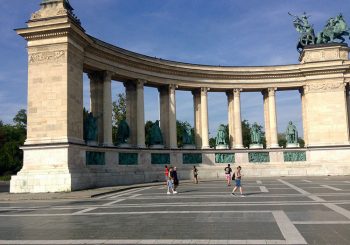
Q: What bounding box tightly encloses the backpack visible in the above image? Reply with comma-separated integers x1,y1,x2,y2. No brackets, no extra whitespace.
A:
232,172,235,180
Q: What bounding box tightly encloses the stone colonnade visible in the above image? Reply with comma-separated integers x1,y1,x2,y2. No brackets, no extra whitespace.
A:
10,0,350,193
87,72,289,149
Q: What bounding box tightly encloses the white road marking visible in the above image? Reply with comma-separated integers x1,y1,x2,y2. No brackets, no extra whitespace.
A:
320,185,342,191
273,211,307,244
256,180,262,184
0,239,291,244
106,187,152,199
303,180,312,183
293,221,350,224
259,186,269,193
344,181,350,184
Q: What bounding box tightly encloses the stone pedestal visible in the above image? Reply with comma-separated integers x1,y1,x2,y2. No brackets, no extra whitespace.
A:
149,144,165,149
183,144,196,149
249,144,263,149
286,143,300,148
118,143,132,148
216,144,229,149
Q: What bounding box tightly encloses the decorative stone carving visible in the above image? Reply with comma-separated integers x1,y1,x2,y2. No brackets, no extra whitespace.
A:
86,151,105,165
215,153,234,163
119,153,138,165
29,50,66,64
304,82,345,93
151,153,170,164
183,153,202,164
284,151,306,162
248,152,270,163
31,0,81,25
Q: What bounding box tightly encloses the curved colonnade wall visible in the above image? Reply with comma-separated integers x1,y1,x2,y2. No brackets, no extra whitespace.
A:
10,0,350,193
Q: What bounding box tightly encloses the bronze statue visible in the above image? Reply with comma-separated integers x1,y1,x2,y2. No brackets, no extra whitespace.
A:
116,119,130,144
182,126,193,145
150,120,163,145
285,121,298,144
215,124,227,146
250,123,262,144
84,112,98,142
289,12,316,52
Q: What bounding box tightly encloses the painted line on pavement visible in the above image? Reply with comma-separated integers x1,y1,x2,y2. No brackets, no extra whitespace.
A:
256,180,262,184
0,239,290,244
259,186,269,193
320,185,342,191
273,211,307,244
303,180,312,183
106,187,152,199
293,221,350,224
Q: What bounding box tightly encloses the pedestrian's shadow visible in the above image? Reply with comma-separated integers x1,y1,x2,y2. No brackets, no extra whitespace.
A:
178,189,199,193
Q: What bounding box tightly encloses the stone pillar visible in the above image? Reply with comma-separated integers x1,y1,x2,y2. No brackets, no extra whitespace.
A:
102,71,113,146
267,88,279,148
169,84,177,149
159,86,170,147
192,90,202,148
124,81,137,146
233,89,243,148
227,91,234,148
88,72,104,144
262,90,270,148
347,84,350,141
136,80,146,148
201,87,210,149
300,87,308,146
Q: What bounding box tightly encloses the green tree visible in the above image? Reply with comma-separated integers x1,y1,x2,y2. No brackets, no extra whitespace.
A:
13,109,27,129
176,120,192,147
278,133,287,148
112,93,126,144
209,137,216,148
242,120,251,148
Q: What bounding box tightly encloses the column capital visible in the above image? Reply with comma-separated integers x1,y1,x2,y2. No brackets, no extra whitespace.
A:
201,87,210,95
88,71,103,81
169,84,178,91
136,79,146,87
233,88,242,96
267,87,277,96
103,71,113,81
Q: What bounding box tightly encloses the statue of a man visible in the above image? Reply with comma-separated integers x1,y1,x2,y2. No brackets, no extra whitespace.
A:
84,112,98,142
182,126,193,145
150,120,163,145
215,124,227,146
116,119,130,144
285,121,298,144
250,123,262,144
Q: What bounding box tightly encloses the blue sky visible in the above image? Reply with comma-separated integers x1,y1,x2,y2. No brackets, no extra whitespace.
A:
0,0,349,137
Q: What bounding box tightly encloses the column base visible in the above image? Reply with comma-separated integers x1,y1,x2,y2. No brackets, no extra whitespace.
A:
234,144,245,149
216,144,229,149
201,145,211,149
286,143,300,148
269,144,280,148
183,144,196,149
137,144,146,148
149,144,165,149
249,144,263,149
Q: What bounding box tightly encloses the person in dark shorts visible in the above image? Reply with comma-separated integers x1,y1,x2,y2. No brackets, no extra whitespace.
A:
193,166,198,184
232,166,244,196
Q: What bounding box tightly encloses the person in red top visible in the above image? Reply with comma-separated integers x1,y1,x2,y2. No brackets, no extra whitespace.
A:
164,165,169,185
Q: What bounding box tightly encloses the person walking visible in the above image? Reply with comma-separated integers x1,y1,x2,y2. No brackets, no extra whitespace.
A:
193,166,198,184
224,164,232,186
172,167,179,191
167,167,177,194
164,165,169,186
231,166,244,196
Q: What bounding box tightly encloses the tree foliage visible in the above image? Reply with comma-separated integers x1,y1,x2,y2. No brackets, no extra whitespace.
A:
0,110,27,176
112,93,126,144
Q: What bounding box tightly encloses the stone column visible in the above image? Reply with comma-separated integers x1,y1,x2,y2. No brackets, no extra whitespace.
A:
226,91,234,148
233,89,244,148
124,81,137,146
267,88,279,148
136,80,146,148
201,87,210,149
192,90,202,148
88,72,104,144
169,84,177,149
102,71,113,146
299,87,308,146
262,90,270,148
159,86,170,147
344,83,350,142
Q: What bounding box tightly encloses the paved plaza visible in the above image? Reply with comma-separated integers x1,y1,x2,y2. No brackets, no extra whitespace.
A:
0,176,350,244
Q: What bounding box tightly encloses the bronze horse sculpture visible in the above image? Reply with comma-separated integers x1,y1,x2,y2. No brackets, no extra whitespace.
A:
317,14,350,44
